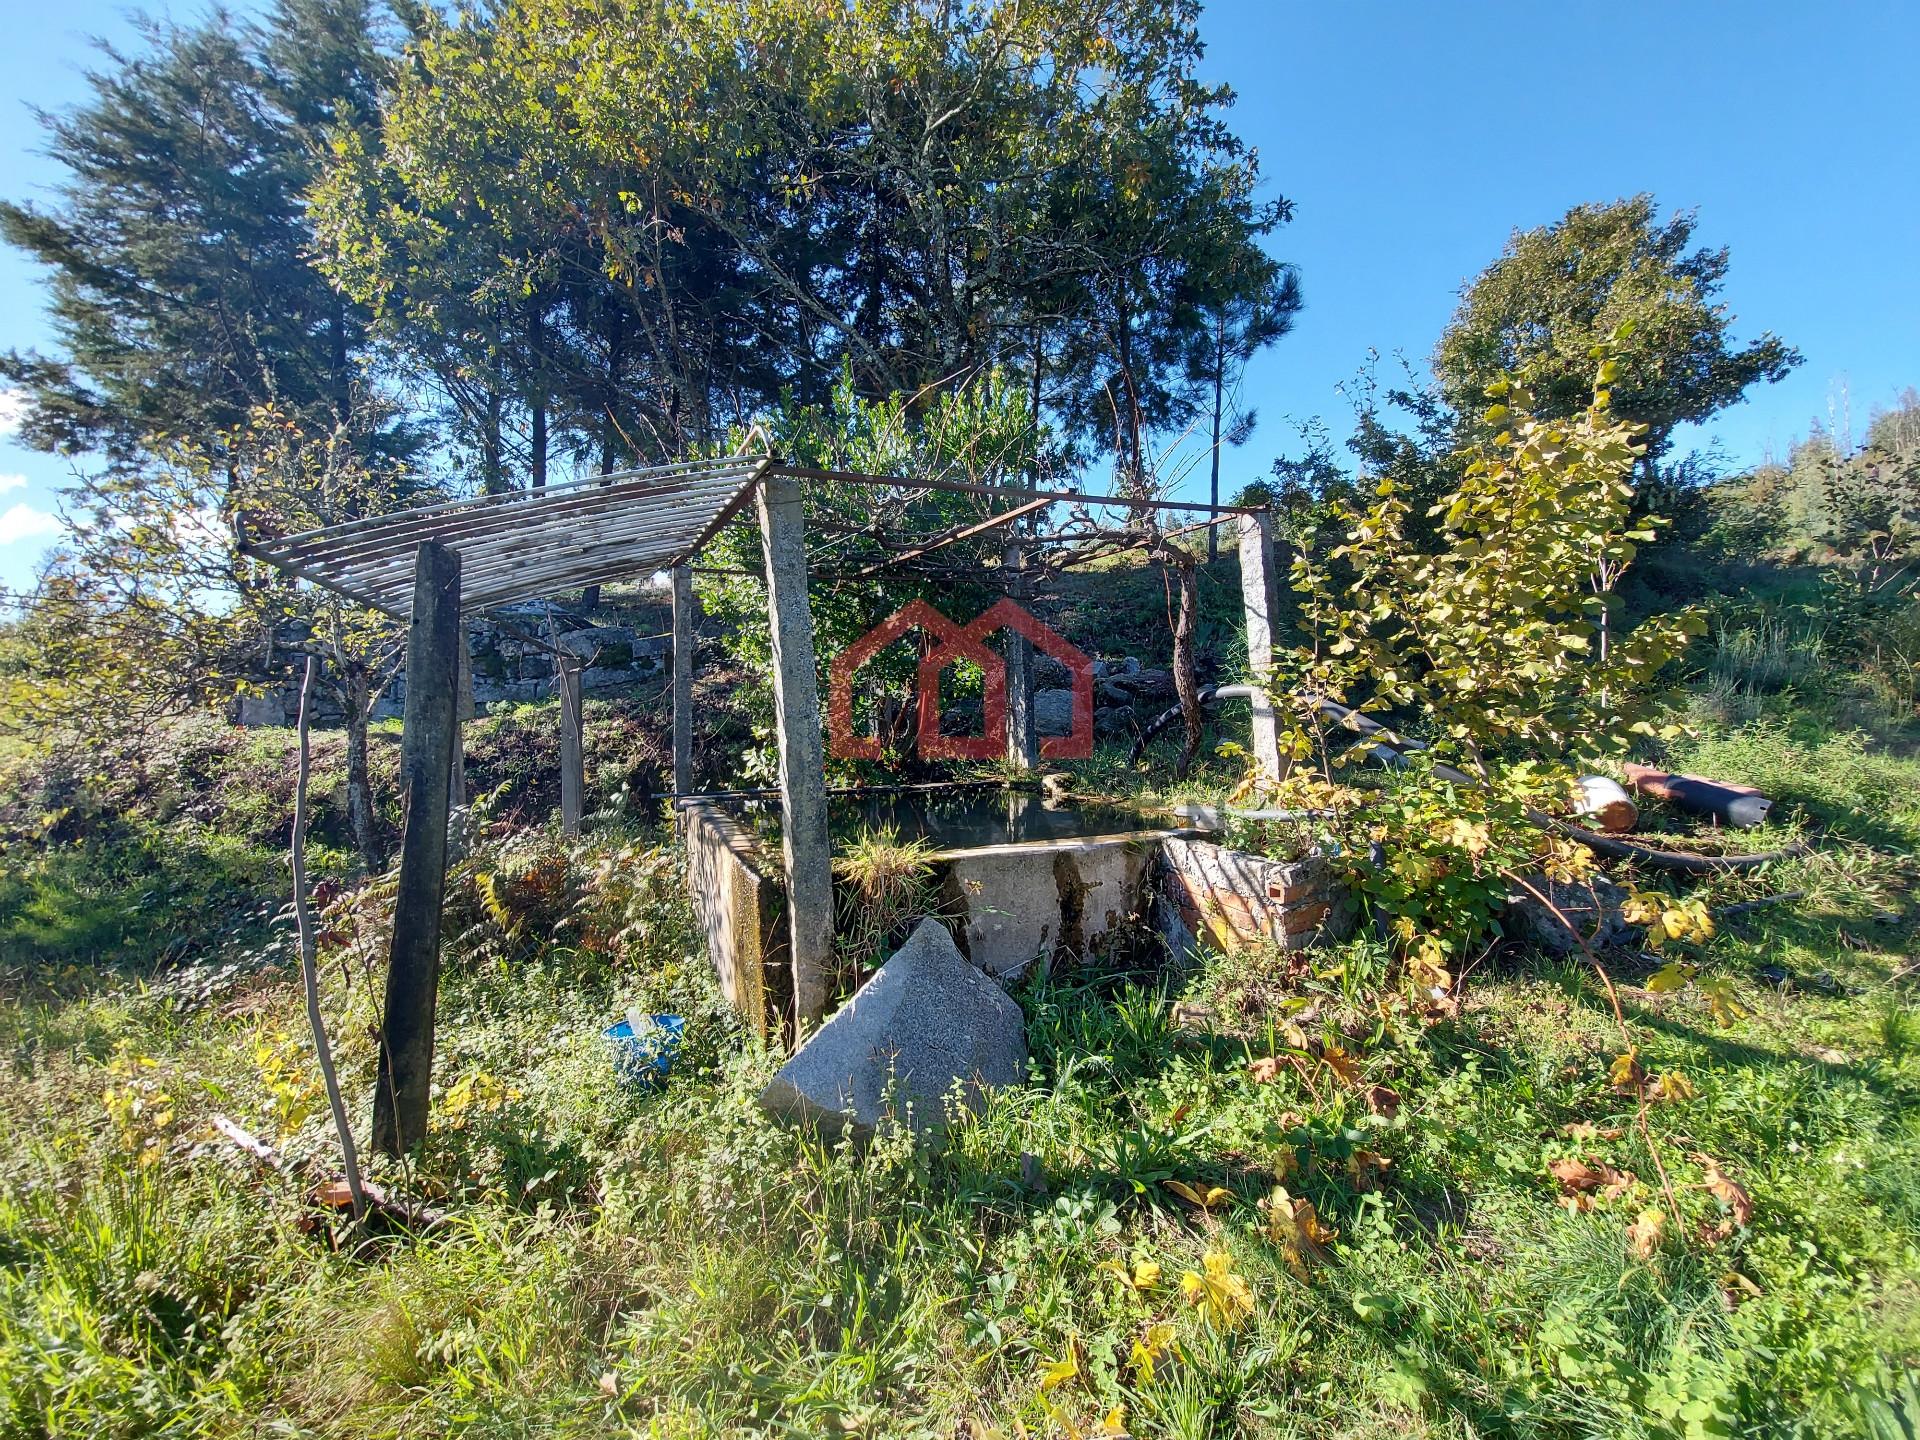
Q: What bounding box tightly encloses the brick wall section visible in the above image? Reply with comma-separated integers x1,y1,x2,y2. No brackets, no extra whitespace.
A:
1157,837,1356,955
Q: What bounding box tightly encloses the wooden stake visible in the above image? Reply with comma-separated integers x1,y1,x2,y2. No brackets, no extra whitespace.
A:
672,563,694,795
292,655,366,1221
756,472,834,1031
372,540,460,1157
558,654,584,835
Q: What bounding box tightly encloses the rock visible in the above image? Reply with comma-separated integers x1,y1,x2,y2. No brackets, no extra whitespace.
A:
1504,873,1631,954
759,919,1028,1143
1094,705,1135,739
1034,688,1075,736
1112,668,1176,703
1033,655,1074,689
580,665,642,691
234,694,286,728
556,624,636,660
1095,657,1142,679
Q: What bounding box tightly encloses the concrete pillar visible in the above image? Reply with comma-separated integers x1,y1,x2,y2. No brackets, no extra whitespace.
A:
672,563,694,796
756,473,834,1032
1003,538,1037,770
449,628,472,851
1237,510,1286,787
558,655,584,835
373,540,460,1157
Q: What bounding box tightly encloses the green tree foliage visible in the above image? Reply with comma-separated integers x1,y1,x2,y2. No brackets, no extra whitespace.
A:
699,369,1040,782
312,0,1295,481
0,0,406,466
1709,390,1920,562
1433,196,1800,469
1285,355,1705,774
0,403,415,871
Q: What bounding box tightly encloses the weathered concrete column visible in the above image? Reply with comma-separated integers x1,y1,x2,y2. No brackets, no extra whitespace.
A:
671,563,695,796
1237,510,1286,787
756,472,834,1031
449,629,473,850
373,540,460,1157
557,654,584,836
1003,538,1037,770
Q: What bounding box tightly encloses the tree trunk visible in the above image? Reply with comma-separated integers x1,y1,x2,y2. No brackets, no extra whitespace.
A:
1208,312,1226,562
1156,540,1203,777
343,666,386,874
481,389,505,496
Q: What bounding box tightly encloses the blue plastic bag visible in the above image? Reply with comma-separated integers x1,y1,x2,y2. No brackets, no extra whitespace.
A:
604,1013,684,1090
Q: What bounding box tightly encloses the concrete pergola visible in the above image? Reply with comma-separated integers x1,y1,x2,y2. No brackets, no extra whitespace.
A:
244,452,1281,1153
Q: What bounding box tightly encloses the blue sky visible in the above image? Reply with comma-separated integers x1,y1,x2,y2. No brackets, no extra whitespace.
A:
2,0,1917,589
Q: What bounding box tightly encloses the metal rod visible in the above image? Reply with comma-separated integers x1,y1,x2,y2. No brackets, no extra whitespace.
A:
769,463,1261,516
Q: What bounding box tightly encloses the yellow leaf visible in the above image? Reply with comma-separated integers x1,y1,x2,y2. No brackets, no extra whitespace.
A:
1129,1322,1177,1384
1037,1346,1080,1392
1163,1179,1232,1210
1096,1405,1130,1437
1628,1207,1666,1260
1608,1049,1646,1094
1179,1248,1256,1330
1651,1070,1695,1102
1644,962,1697,994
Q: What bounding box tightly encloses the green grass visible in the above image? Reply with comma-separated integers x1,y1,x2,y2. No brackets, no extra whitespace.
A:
2,685,1917,1435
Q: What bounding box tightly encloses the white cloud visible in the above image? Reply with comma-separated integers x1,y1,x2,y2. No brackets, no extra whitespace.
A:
0,503,61,546
0,390,25,439
0,474,25,494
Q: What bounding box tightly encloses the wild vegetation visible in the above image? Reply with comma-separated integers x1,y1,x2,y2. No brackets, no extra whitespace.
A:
0,0,1917,1436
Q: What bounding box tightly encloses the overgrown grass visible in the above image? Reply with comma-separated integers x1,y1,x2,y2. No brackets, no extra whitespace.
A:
2,649,1918,1435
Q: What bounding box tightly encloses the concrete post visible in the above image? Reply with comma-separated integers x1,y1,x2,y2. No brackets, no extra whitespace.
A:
558,654,584,835
672,563,695,796
1237,510,1286,787
1003,538,1037,770
449,628,472,853
373,540,460,1157
756,472,834,1032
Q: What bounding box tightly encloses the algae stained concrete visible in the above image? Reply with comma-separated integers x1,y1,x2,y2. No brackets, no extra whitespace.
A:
681,801,789,1037
938,836,1156,978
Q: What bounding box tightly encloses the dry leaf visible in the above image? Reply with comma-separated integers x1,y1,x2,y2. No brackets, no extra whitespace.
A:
1258,1185,1336,1279
1365,1083,1401,1119
1320,1044,1363,1086
1628,1206,1666,1260
1346,1149,1393,1193
597,1371,620,1398
1247,1056,1282,1084
1163,1179,1232,1210
1548,1156,1635,1200
1701,1161,1754,1227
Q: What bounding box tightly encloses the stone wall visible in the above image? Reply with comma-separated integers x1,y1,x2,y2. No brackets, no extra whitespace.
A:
232,606,673,727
